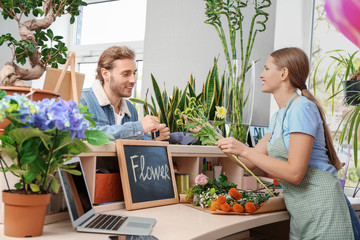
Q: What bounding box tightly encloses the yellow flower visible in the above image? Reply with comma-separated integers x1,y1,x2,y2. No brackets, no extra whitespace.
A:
215,106,227,119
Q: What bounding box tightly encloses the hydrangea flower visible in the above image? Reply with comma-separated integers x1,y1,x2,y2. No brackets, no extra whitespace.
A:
0,92,110,194
33,98,89,139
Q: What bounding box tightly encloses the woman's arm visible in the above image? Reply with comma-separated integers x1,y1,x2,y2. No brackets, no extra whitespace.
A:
217,132,313,184
216,133,271,171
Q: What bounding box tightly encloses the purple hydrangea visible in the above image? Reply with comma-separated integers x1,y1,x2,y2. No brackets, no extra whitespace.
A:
0,94,90,140
33,98,89,139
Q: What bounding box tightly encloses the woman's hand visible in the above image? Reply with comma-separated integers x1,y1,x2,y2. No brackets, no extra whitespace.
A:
183,115,202,133
216,137,248,157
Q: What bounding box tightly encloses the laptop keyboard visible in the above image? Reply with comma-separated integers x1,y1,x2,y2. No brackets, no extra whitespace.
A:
85,214,128,230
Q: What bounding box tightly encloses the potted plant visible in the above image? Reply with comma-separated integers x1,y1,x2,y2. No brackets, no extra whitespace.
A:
311,49,360,167
0,91,110,237
312,49,360,106
130,59,227,144
0,0,87,86
343,69,360,105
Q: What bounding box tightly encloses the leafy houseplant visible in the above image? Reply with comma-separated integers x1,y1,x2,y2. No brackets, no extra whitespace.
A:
130,59,227,138
311,49,360,167
204,0,272,142
0,91,110,237
0,0,87,86
0,92,110,194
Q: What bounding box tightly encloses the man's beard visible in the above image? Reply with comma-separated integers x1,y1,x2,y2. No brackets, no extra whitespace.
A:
109,75,132,98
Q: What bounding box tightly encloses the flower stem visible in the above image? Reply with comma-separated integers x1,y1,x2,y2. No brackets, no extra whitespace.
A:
231,153,276,197
42,129,58,192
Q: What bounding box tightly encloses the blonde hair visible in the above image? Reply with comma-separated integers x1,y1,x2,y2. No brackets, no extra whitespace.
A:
96,46,135,85
271,47,342,170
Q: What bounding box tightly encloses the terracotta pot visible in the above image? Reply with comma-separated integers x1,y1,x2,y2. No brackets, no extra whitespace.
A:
2,191,51,237
0,86,59,131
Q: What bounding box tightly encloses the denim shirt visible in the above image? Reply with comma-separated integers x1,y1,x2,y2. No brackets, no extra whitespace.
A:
80,81,151,140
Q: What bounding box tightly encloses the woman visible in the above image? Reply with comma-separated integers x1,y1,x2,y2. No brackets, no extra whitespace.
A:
216,47,359,239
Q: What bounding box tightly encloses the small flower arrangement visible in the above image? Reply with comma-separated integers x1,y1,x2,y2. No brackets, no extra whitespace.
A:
185,173,237,208
176,97,276,197
0,92,111,194
186,173,278,213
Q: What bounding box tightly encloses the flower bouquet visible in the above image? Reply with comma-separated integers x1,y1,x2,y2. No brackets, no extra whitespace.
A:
176,98,275,197
185,173,282,215
0,92,111,194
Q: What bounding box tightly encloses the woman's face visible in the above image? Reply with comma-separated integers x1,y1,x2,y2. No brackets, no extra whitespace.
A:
260,56,283,93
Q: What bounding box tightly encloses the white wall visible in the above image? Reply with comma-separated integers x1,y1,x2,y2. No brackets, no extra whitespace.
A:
270,0,315,117
142,0,277,127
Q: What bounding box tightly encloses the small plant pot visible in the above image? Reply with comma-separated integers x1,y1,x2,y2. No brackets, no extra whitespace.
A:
2,191,51,237
343,80,360,106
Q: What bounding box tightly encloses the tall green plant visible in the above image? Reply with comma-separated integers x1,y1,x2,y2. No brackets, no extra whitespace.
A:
204,0,271,142
130,74,188,133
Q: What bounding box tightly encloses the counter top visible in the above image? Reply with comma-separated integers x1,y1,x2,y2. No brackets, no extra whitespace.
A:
0,204,290,240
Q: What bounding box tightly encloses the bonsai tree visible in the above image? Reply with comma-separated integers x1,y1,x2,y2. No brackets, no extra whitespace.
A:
0,0,87,86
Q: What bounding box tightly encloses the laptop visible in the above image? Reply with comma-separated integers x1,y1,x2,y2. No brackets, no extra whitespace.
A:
58,157,156,235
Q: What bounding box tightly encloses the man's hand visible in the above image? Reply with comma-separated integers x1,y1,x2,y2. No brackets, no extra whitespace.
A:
140,115,162,133
140,116,170,141
155,124,170,141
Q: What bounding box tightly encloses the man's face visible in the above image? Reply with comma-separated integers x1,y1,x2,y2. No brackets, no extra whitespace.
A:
103,59,137,98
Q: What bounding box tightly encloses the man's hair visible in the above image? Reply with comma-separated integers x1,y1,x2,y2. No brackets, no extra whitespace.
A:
96,46,135,85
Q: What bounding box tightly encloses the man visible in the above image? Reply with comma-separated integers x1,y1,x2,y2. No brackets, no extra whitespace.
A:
80,46,169,140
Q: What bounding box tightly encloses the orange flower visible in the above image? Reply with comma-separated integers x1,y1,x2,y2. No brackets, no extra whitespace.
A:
233,204,244,213
217,195,226,204
221,203,231,212
209,206,217,211
245,202,257,213
261,202,266,206
211,200,221,210
229,188,237,197
234,192,242,200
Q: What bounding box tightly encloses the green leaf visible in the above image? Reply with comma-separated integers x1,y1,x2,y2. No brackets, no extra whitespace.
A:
85,130,111,145
68,138,91,155
30,184,40,192
63,169,81,175
14,183,22,189
47,29,54,39
50,177,60,194
9,128,51,147
23,168,38,184
19,138,39,164
151,74,169,126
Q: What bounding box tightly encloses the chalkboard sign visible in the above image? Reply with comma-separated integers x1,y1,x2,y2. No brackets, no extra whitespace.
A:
116,140,179,210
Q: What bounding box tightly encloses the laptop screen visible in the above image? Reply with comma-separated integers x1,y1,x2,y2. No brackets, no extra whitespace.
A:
59,161,92,221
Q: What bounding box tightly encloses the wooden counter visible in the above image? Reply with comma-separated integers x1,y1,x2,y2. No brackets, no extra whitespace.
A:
0,203,291,240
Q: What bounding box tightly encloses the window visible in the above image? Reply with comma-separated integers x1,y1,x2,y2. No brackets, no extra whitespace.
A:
311,0,360,192
72,0,147,98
